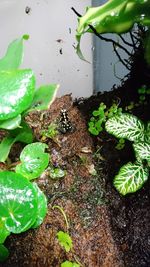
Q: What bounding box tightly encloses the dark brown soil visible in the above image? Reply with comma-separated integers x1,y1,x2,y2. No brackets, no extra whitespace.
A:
1,44,150,267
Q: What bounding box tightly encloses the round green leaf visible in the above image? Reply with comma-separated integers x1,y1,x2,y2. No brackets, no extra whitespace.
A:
31,183,47,228
0,69,35,120
0,171,38,233
16,142,49,180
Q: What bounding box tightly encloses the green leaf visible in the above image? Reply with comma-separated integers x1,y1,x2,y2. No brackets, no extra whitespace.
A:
30,84,59,111
57,231,73,252
88,126,99,136
61,261,80,267
145,122,150,143
0,136,15,163
0,220,10,244
105,113,145,142
0,115,21,130
31,183,47,228
114,162,149,195
93,110,100,116
0,244,9,262
0,36,27,71
12,120,33,144
76,0,150,60
0,69,35,120
0,121,33,163
133,143,150,162
0,171,38,233
16,142,49,180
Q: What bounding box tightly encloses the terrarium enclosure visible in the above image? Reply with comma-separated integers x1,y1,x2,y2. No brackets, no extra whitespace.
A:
0,1,150,267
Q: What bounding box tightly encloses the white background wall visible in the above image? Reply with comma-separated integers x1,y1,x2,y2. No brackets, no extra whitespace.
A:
0,0,93,98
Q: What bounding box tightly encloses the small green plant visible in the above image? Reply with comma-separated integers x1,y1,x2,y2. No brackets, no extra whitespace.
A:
105,113,150,195
49,166,66,179
53,206,81,267
88,102,122,136
41,122,58,141
61,261,80,267
115,138,125,150
57,231,73,252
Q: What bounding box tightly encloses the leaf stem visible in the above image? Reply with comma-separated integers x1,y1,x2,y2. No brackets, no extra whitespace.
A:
52,205,69,231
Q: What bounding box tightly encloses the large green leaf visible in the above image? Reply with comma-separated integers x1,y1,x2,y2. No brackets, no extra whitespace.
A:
0,69,35,120
31,183,47,228
16,142,49,180
105,113,145,142
30,84,59,111
0,115,21,130
76,0,150,60
114,162,149,195
133,142,150,162
0,171,38,233
0,35,28,71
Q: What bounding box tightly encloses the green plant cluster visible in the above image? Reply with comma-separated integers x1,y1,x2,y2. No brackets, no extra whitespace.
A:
0,142,49,261
54,206,80,267
105,113,150,195
0,36,58,163
0,36,59,261
88,102,122,136
41,122,58,141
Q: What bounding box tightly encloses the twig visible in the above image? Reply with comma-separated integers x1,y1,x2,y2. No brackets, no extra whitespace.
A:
113,43,131,70
71,7,82,17
119,34,133,47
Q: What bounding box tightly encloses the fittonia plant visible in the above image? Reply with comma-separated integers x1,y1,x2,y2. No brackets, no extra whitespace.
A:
105,113,150,195
0,36,58,261
0,35,59,162
75,0,150,62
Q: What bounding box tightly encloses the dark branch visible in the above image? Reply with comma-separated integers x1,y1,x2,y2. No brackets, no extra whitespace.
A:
89,24,132,56
129,31,137,49
119,34,133,47
113,43,131,70
71,7,82,17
